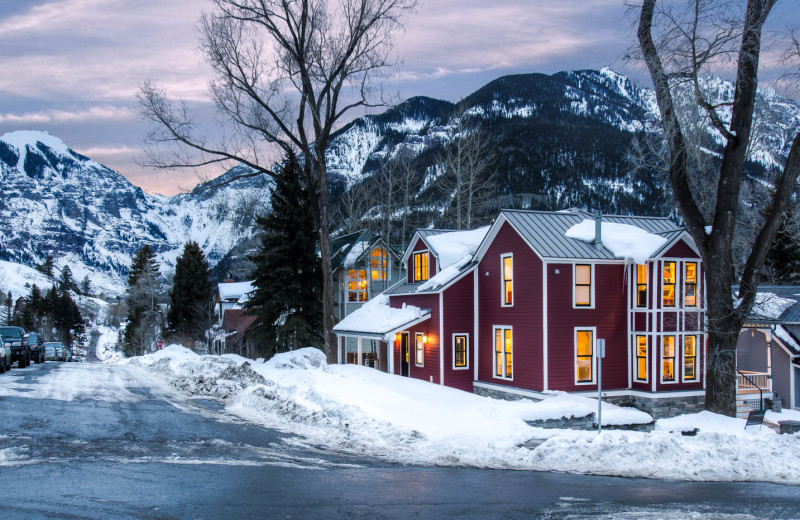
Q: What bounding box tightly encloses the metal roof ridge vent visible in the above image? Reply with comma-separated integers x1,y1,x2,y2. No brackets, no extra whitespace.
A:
593,210,604,250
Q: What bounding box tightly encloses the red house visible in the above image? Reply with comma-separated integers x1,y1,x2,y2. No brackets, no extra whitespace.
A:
334,209,706,417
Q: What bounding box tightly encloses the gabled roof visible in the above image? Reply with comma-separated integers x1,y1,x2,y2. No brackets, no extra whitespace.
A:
741,285,800,324
222,308,258,334
330,230,399,269
479,209,684,262
218,281,255,301
401,227,489,268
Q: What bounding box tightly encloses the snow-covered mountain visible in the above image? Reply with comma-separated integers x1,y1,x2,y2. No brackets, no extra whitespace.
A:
326,68,800,220
0,130,271,297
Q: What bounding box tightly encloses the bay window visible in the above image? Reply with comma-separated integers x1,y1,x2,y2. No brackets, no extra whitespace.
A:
684,262,697,307
683,336,698,381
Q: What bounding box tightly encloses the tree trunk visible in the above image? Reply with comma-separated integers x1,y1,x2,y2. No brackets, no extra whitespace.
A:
312,154,337,364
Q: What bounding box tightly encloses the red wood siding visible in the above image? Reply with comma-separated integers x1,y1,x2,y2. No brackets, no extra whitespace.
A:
547,263,629,392
477,222,544,391
388,293,440,384
442,272,475,391
407,238,438,283
663,239,699,259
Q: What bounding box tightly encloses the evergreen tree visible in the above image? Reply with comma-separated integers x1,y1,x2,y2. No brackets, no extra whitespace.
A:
80,276,92,296
764,211,800,284
167,241,213,340
58,265,79,294
1,291,11,326
52,290,84,345
124,245,162,357
246,154,322,357
36,254,55,279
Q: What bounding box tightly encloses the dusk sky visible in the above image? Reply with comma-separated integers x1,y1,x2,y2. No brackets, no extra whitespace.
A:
0,0,797,195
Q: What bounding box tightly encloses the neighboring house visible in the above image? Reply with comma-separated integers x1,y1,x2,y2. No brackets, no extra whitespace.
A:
219,308,259,359
215,280,255,324
334,209,707,418
212,280,255,355
331,230,404,321
736,286,800,413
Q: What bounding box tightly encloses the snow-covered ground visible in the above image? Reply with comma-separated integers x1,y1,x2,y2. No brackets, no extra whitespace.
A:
120,346,800,485
93,325,122,362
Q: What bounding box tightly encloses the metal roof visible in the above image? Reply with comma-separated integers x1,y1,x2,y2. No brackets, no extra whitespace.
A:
742,285,800,324
500,209,682,260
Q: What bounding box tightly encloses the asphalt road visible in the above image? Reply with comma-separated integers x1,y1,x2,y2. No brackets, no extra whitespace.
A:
1,360,799,519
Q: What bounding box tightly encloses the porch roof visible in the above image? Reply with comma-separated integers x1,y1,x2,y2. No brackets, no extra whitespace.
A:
333,294,430,340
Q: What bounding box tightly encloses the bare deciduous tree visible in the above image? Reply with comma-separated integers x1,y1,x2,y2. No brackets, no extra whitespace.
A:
634,0,800,415
138,0,417,362
437,111,496,230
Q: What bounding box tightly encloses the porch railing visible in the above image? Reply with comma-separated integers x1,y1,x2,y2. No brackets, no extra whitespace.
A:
736,371,769,393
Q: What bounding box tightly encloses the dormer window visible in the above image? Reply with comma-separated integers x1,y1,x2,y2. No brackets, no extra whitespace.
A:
413,251,429,282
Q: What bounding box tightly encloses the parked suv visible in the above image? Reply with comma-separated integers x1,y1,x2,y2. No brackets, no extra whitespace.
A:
0,326,31,368
0,332,10,373
24,331,45,364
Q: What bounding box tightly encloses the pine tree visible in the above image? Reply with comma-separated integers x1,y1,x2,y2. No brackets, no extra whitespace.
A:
167,241,213,340
36,254,55,279
124,245,162,357
1,291,11,326
80,276,92,296
764,212,800,284
58,265,79,294
246,154,322,357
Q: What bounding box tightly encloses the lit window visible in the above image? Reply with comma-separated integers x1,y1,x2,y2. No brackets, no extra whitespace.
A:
636,335,647,381
663,262,676,307
415,333,425,366
684,336,698,381
370,248,387,281
575,265,592,306
684,262,697,307
502,254,513,306
637,264,648,307
662,336,676,381
576,329,594,382
453,334,468,368
347,270,368,302
494,327,512,379
413,251,429,282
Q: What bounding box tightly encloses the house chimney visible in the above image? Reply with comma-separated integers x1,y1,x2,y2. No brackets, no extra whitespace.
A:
593,210,603,248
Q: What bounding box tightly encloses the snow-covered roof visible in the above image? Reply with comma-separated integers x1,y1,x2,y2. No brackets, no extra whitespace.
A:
740,286,800,324
218,281,254,301
333,294,430,340
565,219,668,264
425,227,490,270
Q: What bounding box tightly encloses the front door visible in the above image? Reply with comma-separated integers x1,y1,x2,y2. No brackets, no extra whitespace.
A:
400,332,409,377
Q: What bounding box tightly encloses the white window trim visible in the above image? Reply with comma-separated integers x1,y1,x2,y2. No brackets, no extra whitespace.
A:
414,332,425,367
634,334,649,384
661,260,677,308
572,263,595,309
635,263,648,309
574,326,597,386
492,326,513,381
683,261,699,308
681,334,700,382
660,334,678,384
500,253,513,307
412,250,431,283
452,333,470,370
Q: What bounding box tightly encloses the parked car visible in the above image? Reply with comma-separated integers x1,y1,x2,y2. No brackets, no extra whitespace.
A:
0,332,10,373
44,342,61,361
24,331,46,364
0,326,31,368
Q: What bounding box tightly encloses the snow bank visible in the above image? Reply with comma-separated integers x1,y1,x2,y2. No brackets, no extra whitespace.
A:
123,346,800,484
565,220,667,264
332,294,428,339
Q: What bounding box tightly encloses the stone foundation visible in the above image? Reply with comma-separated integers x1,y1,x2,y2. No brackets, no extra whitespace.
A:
473,383,545,402
524,414,654,432
603,394,705,420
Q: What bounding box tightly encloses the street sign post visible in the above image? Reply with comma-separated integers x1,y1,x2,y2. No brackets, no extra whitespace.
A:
596,339,605,433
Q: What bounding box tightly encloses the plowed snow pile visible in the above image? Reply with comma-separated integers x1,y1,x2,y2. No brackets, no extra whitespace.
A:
124,346,800,484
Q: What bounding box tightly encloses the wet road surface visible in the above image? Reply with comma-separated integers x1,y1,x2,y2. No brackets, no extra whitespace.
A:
1,361,799,519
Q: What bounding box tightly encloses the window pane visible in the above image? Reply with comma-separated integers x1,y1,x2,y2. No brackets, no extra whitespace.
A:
576,331,593,356
503,257,513,280
577,359,592,382
505,281,513,305
663,337,675,357
495,330,502,376
663,263,675,283
636,336,647,357
684,336,696,356
637,265,647,284
576,265,591,285
663,284,675,306
575,286,591,305
637,358,647,380
685,262,697,283
684,358,696,380
663,359,674,380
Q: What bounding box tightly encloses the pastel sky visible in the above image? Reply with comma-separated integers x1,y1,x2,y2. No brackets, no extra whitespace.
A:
0,0,797,195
